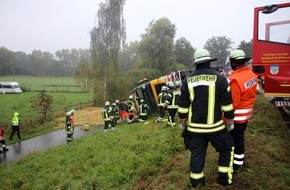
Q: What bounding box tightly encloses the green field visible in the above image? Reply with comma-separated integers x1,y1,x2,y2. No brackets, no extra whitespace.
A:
0,76,94,141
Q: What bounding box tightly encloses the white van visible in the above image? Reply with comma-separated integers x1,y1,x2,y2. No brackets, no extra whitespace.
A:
0,81,23,94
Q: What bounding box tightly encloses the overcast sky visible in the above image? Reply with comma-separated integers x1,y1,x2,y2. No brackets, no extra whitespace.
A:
0,0,288,54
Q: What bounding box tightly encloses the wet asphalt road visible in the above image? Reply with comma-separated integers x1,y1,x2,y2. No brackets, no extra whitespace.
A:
0,125,101,164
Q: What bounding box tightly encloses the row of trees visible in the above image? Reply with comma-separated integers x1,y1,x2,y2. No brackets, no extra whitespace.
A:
0,47,90,77
0,0,253,105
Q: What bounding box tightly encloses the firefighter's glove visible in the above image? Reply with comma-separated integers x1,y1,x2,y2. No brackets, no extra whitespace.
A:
225,119,234,132
179,123,186,130
163,103,168,108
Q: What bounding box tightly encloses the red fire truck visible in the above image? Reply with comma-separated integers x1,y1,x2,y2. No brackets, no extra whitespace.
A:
252,2,290,107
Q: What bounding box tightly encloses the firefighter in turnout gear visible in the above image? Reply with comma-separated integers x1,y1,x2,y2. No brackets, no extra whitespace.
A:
102,101,113,134
127,95,135,124
178,49,235,188
138,99,148,122
228,49,258,173
166,81,181,126
65,111,74,140
157,85,169,122
0,126,9,153
111,103,118,128
115,100,120,124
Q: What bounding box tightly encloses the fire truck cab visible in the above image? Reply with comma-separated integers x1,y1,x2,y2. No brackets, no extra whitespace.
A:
252,3,290,107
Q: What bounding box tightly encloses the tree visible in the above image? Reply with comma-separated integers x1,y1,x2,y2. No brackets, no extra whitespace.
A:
0,47,16,75
174,37,195,69
237,40,253,58
29,50,55,76
204,36,234,66
37,91,53,124
119,41,140,71
138,17,176,77
90,0,126,102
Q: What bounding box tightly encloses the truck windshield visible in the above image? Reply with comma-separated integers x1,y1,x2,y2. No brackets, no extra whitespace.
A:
258,5,290,44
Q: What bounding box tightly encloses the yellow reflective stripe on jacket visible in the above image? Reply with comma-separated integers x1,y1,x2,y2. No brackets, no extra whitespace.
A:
207,85,215,124
178,106,188,114
187,119,225,133
190,171,204,180
221,103,234,112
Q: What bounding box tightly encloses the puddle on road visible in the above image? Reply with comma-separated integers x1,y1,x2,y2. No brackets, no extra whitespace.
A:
0,125,102,164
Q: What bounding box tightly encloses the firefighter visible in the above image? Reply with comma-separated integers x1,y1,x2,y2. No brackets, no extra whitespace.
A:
9,112,21,140
127,95,135,124
0,126,9,153
70,109,75,136
157,86,169,122
65,111,74,140
115,100,120,124
138,99,148,122
178,49,235,188
166,81,180,127
102,101,112,134
228,49,258,173
111,103,118,129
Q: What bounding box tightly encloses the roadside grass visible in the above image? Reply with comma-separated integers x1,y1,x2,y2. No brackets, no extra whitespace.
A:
0,94,289,190
0,121,183,189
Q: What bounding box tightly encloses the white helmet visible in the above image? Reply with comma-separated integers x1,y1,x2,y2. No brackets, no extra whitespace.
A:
140,99,145,103
115,100,119,103
112,103,116,107
129,95,133,100
167,81,175,88
161,86,168,91
175,81,181,86
105,101,110,106
66,111,71,116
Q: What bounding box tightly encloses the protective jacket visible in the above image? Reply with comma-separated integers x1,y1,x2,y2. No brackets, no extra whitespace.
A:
65,115,73,135
167,88,180,109
102,106,112,121
158,91,168,107
0,127,5,141
139,103,148,117
229,67,258,123
12,112,20,126
128,100,135,115
178,65,234,133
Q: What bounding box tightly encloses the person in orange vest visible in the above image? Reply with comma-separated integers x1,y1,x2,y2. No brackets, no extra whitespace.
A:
0,126,9,153
228,49,258,173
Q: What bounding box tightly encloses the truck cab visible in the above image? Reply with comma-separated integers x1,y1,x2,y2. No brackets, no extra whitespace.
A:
252,3,290,106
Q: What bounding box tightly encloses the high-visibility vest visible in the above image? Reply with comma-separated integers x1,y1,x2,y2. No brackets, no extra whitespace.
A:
229,67,258,123
12,117,20,126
